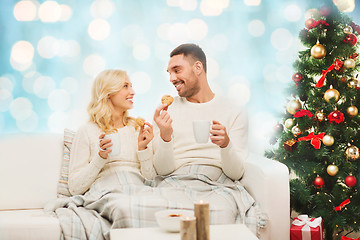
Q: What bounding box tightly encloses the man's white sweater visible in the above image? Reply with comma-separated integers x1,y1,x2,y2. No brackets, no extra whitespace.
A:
153,95,249,180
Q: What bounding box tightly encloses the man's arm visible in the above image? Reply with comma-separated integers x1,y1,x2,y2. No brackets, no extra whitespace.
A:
210,110,248,180
152,104,176,175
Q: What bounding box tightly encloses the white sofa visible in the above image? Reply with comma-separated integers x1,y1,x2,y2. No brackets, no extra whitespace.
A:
0,133,290,240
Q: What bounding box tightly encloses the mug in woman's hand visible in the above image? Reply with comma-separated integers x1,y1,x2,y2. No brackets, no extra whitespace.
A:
102,133,121,156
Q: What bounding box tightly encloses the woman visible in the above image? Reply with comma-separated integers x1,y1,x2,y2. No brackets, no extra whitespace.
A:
68,69,156,196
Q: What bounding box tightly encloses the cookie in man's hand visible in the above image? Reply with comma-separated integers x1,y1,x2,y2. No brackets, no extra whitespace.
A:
161,95,173,106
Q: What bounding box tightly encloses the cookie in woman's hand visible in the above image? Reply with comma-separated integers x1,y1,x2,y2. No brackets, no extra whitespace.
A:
136,117,145,127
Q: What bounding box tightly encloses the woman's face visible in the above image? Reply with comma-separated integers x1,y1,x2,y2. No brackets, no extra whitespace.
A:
108,78,135,112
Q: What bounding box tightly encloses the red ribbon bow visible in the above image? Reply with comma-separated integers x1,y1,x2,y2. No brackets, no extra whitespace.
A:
315,59,343,88
298,132,325,149
308,19,329,29
294,110,313,118
333,199,350,211
341,236,360,240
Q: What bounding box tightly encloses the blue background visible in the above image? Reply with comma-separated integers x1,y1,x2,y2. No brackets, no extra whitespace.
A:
0,0,359,153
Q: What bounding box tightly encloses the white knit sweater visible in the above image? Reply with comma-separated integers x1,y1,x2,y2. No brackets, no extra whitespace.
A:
68,122,156,195
153,95,249,180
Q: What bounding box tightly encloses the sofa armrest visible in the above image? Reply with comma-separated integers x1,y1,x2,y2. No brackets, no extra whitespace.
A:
0,133,63,210
242,153,290,240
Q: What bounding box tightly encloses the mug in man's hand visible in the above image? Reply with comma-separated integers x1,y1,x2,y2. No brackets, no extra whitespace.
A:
102,133,121,156
192,120,211,143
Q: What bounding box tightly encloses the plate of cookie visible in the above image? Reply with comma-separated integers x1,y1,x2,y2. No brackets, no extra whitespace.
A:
155,209,194,232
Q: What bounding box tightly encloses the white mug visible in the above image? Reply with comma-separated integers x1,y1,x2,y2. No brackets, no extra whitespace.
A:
192,120,211,143
102,133,121,156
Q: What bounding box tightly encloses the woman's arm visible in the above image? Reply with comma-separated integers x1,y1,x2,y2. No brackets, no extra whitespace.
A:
137,123,157,179
68,125,106,195
137,141,157,180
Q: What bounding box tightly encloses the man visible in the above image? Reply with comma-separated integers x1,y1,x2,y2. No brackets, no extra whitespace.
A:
153,43,248,180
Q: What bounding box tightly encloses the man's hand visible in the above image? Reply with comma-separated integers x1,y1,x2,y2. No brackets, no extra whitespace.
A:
210,120,230,148
138,122,154,150
153,104,173,142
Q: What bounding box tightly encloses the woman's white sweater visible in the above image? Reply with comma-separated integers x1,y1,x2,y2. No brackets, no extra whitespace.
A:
68,122,156,195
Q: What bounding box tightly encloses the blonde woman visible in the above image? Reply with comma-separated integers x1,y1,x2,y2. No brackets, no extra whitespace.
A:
68,69,156,196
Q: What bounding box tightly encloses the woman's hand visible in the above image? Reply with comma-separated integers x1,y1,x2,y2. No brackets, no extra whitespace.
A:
98,133,112,159
210,120,230,148
138,123,154,151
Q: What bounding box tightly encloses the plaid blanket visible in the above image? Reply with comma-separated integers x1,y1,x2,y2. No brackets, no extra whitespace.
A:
45,165,266,240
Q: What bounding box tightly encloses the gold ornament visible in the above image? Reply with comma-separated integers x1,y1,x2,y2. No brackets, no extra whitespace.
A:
315,111,325,121
291,126,301,136
344,59,356,69
347,105,358,117
347,79,358,88
311,41,327,59
327,164,339,176
324,86,340,103
345,145,360,160
343,25,353,34
284,118,295,129
323,135,334,146
286,99,302,115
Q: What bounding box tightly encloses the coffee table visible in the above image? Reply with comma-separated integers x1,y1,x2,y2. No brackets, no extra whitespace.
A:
110,224,259,240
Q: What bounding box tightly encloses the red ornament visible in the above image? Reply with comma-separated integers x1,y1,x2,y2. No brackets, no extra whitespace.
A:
356,26,360,34
350,52,359,60
350,22,360,35
314,176,324,188
274,123,284,134
328,110,344,124
345,175,357,187
292,72,303,84
305,18,315,29
343,34,358,47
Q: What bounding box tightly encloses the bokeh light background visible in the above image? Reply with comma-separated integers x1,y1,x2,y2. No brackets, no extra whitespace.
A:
0,0,359,154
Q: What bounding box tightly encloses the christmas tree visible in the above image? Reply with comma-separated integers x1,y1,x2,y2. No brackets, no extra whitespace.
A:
265,3,360,240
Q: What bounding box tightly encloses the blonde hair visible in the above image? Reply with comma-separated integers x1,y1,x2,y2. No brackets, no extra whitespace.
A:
87,69,136,133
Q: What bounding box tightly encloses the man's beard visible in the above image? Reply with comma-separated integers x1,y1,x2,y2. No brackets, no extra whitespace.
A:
178,83,200,98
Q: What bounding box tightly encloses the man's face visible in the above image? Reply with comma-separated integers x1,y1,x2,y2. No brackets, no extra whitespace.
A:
167,54,200,98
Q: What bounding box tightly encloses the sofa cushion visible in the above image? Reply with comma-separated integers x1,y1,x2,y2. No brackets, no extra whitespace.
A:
57,128,75,198
0,133,63,210
0,209,61,240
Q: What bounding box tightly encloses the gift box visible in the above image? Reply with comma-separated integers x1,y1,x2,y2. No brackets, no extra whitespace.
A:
290,215,323,240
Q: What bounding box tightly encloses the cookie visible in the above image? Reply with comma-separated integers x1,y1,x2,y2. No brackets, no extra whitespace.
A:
135,117,145,127
161,95,173,106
